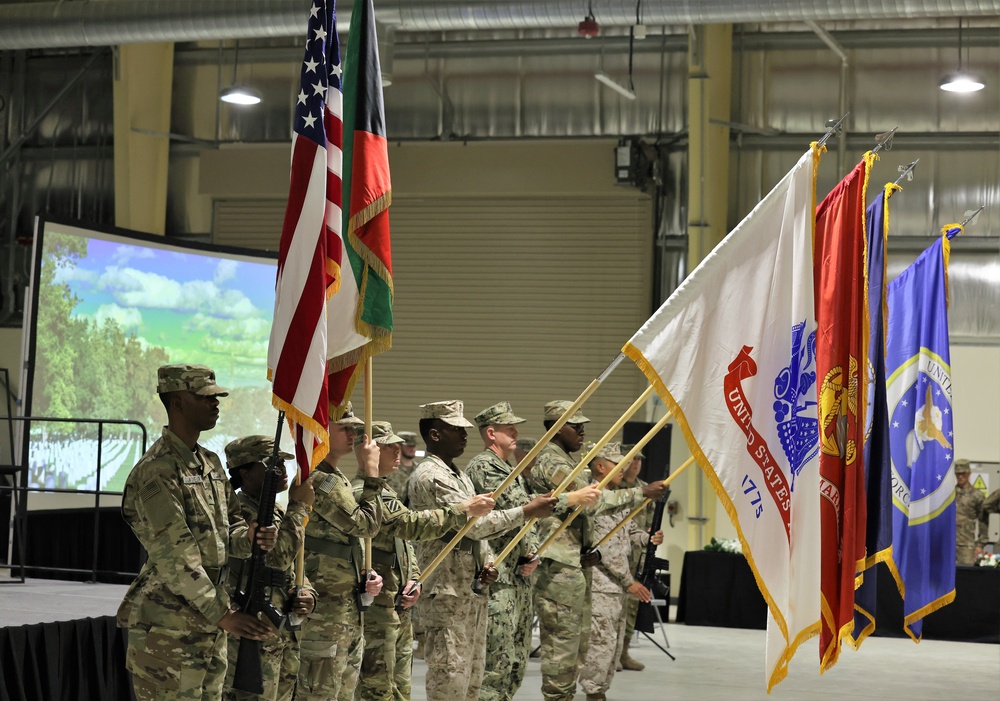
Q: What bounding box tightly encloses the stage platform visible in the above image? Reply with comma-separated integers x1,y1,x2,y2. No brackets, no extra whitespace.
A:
1,579,998,701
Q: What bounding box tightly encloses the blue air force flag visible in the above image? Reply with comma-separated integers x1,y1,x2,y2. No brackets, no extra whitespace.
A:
885,228,958,641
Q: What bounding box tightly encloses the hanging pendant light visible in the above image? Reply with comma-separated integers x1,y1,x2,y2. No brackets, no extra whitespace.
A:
219,40,263,105
940,19,985,93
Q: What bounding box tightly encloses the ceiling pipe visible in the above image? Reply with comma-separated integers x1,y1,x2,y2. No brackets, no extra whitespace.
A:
0,0,999,50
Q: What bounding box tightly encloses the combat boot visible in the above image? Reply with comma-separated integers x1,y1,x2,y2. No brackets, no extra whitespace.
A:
620,653,645,671
586,694,607,701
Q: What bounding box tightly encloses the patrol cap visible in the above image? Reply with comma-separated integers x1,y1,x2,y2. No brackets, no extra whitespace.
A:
543,400,590,424
474,401,527,429
954,459,971,474
157,364,228,396
225,435,293,470
419,400,475,428
398,431,418,447
622,443,645,460
371,421,405,446
591,441,624,464
516,437,537,452
335,401,366,427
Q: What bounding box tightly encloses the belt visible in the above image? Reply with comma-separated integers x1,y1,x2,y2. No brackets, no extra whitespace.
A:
203,565,230,585
304,535,354,562
370,547,398,569
439,534,476,554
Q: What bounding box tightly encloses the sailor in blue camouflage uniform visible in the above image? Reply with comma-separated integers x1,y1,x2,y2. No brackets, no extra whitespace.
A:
117,364,277,701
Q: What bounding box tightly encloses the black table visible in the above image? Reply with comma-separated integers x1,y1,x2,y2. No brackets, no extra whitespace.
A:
676,550,766,629
675,549,999,643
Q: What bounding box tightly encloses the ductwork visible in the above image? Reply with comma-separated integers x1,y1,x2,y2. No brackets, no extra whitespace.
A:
0,0,999,50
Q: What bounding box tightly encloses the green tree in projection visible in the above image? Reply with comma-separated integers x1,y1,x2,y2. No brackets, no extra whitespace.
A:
34,232,88,435
218,386,276,438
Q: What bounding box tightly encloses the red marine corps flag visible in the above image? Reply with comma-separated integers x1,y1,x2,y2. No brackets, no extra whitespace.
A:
814,152,875,670
267,0,343,479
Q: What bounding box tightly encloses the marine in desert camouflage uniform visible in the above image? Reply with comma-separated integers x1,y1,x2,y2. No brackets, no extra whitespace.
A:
408,400,556,701
578,444,662,701
616,447,651,672
351,421,494,701
117,364,276,701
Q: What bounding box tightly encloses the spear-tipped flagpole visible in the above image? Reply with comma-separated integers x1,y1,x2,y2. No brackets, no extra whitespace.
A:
593,455,697,550
870,127,898,155
893,159,919,186
415,353,628,584
491,385,658,568
532,408,674,560
815,113,849,149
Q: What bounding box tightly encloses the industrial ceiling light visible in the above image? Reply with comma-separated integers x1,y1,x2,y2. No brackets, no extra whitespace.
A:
219,40,262,105
578,2,599,38
940,19,985,93
595,71,636,100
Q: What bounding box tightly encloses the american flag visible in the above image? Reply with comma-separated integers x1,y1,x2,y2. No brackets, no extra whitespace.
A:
266,0,342,480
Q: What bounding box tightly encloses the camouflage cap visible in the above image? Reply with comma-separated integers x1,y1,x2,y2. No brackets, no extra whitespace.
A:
397,431,418,446
474,401,527,429
335,401,366,427
516,437,537,452
595,441,625,464
419,400,475,428
157,364,228,396
954,459,971,474
543,400,590,424
225,435,293,470
371,421,405,445
622,443,645,460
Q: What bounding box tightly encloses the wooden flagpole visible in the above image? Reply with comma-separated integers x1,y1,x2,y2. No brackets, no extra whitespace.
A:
491,386,656,568
532,409,674,559
593,455,696,550
415,353,627,584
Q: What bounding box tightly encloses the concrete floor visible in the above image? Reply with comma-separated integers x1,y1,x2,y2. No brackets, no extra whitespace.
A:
2,579,997,700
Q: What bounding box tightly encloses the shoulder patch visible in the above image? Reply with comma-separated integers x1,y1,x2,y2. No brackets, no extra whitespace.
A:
138,480,161,503
315,473,336,494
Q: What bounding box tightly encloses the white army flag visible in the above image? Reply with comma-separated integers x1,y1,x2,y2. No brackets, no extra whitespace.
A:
624,146,823,690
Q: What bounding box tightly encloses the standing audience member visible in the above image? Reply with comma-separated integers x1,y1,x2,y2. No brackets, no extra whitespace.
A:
954,459,985,565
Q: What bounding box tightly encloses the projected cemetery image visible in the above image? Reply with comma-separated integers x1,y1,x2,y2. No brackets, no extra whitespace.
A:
27,221,285,493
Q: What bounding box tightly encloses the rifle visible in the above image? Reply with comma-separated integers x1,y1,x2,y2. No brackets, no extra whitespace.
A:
232,413,293,695
636,490,671,603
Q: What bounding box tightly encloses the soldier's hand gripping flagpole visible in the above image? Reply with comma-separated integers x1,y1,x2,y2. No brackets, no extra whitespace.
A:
532,409,674,560
593,455,696,550
491,385,657,569
414,353,626,584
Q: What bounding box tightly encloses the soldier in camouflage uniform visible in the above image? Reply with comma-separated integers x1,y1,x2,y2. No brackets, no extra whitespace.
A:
513,436,538,482
466,402,544,701
350,421,494,701
529,401,668,701
954,459,986,565
981,488,1000,552
221,435,317,701
117,364,276,701
408,401,557,701
297,403,385,701
384,430,418,502
578,444,662,701
616,447,650,672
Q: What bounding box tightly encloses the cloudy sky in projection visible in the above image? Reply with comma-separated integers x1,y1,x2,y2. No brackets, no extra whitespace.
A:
52,235,277,389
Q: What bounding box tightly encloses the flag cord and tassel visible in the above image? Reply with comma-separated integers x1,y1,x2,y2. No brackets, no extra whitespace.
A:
532,408,673,560
593,455,697,550
492,384,656,568
417,354,626,583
